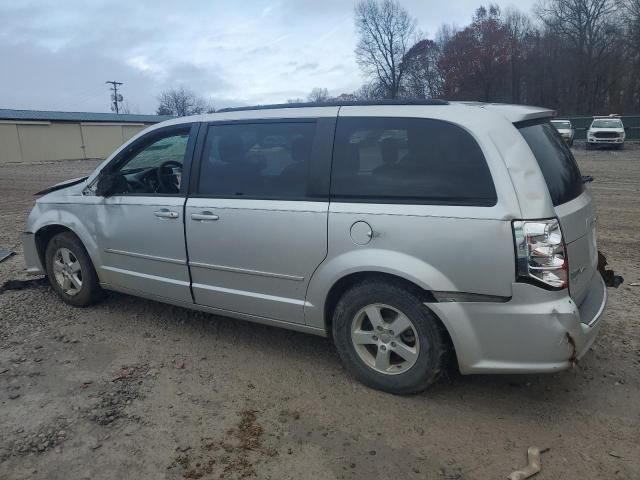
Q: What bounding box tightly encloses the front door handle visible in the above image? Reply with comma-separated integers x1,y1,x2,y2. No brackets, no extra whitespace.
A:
154,209,179,219
191,211,219,221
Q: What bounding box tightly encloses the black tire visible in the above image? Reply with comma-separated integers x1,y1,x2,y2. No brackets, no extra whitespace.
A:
332,279,449,394
586,143,593,150
45,231,103,307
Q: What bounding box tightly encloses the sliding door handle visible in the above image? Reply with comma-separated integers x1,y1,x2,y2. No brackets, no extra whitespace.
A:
191,211,219,221
153,209,179,219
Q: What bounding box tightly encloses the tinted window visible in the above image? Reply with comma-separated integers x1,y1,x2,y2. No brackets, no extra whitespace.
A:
198,122,316,198
331,117,496,205
518,122,584,206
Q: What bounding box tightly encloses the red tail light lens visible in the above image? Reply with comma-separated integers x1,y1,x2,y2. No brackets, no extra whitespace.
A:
513,219,568,289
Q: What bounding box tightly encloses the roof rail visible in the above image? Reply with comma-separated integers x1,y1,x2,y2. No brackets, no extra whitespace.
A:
217,99,449,113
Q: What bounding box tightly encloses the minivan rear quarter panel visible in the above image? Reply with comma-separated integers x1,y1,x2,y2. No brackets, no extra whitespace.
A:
305,105,541,330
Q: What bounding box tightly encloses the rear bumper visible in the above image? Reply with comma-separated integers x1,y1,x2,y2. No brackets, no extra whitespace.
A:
22,232,45,275
428,275,607,374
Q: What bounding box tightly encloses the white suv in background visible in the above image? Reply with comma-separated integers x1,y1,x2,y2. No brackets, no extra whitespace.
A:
587,115,625,149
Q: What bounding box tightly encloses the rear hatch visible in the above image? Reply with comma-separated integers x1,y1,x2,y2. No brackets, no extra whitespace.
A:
518,121,598,308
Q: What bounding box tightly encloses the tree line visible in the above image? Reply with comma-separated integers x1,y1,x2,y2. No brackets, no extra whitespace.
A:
157,0,640,116
349,0,640,115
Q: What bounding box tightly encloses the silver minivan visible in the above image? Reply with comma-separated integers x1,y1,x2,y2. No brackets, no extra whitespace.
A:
22,101,607,394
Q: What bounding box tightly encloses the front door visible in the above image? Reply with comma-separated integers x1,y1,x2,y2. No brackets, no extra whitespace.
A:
95,124,196,303
185,117,335,323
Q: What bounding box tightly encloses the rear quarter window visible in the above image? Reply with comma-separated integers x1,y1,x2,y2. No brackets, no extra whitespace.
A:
518,121,584,206
330,117,497,206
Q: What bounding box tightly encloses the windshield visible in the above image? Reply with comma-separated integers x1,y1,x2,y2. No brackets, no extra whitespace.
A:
552,121,571,129
591,119,622,128
518,121,584,206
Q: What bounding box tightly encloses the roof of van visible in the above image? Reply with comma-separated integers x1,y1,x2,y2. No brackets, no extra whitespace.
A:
165,100,555,125
216,99,449,112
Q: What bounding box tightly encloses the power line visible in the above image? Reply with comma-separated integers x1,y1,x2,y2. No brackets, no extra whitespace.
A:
105,80,124,114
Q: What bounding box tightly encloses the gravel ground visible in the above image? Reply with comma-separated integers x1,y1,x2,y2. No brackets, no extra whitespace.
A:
1,145,639,480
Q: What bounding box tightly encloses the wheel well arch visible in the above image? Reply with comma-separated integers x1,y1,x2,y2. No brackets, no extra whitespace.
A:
323,271,440,325
34,224,75,268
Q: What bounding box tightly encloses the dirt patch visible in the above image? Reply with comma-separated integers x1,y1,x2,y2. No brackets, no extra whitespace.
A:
86,364,149,426
2,417,69,458
169,408,276,479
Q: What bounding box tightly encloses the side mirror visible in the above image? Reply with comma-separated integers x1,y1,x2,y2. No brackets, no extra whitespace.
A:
95,172,116,197
95,171,128,197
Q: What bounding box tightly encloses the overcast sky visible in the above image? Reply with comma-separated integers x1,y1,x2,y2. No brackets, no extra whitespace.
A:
0,0,536,114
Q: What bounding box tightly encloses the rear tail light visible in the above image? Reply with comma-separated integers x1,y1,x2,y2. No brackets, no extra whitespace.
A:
513,218,568,289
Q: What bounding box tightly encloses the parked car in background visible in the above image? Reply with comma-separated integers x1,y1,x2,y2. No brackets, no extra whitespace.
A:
587,115,625,149
22,100,609,394
551,119,574,146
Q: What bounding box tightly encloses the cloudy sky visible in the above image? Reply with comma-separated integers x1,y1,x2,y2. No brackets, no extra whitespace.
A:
0,0,536,114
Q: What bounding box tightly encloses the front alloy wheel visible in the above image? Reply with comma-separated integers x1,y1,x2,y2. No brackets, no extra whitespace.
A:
45,231,103,306
52,247,83,295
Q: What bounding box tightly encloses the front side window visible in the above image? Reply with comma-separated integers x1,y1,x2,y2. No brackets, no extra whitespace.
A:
198,122,317,199
111,128,190,195
330,117,497,205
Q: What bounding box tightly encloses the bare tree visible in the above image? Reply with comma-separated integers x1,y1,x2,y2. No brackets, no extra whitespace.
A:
435,23,459,47
402,39,442,98
354,81,386,100
504,7,533,103
157,87,213,116
354,0,416,99
536,0,620,112
286,97,305,104
307,87,330,103
119,101,131,115
621,0,640,110
332,92,358,101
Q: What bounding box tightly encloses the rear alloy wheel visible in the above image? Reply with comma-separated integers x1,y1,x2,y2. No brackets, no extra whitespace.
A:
350,304,420,375
45,231,103,306
332,280,449,394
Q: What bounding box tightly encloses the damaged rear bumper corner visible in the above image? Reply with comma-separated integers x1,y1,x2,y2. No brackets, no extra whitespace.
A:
426,274,607,374
22,232,45,275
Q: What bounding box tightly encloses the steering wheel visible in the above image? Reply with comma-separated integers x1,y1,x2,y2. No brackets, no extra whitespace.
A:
156,160,182,193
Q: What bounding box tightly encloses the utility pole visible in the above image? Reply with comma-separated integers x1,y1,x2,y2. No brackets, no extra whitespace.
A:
105,80,123,114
